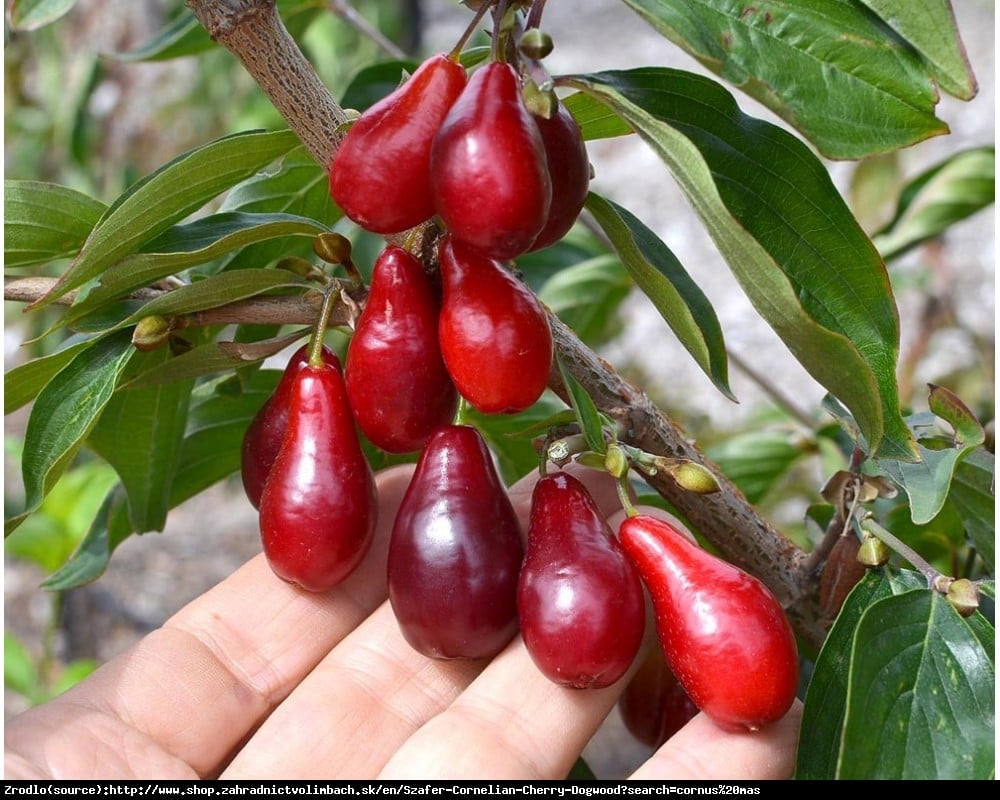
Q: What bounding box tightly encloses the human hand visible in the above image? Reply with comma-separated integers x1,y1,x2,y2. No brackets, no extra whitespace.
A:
4,463,801,780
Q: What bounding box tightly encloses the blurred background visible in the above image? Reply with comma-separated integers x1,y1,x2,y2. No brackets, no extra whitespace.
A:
4,0,995,777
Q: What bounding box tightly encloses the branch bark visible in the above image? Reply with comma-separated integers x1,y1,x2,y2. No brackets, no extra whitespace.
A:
128,0,824,645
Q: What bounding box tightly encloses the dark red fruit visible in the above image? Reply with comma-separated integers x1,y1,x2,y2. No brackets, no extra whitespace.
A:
517,472,645,689
345,245,458,453
387,425,524,659
619,515,799,732
431,61,552,260
529,102,590,251
618,645,700,749
241,344,338,509
330,54,467,234
258,357,377,592
437,235,553,415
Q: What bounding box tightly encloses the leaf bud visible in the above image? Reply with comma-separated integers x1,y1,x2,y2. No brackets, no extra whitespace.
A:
132,315,172,352
313,232,354,265
857,532,891,568
519,28,554,60
945,578,979,617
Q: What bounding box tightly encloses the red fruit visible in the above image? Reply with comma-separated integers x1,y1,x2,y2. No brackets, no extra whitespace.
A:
437,235,553,414
618,645,700,749
517,472,645,689
431,61,552,260
258,358,377,592
240,344,338,509
387,425,523,659
618,515,799,732
345,246,458,453
330,54,467,234
529,103,590,251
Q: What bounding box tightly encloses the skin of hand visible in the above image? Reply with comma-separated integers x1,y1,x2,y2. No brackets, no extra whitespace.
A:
4,463,802,780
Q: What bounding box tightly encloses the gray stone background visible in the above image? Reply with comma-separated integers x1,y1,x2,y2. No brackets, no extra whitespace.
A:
4,0,995,779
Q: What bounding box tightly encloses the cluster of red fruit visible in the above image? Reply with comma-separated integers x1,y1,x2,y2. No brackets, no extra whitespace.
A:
238,48,798,736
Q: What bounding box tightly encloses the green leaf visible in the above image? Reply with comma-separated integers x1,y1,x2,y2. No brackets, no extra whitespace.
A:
537,254,631,347
706,430,810,505
558,363,608,457
4,181,106,268
42,488,125,591
7,0,76,30
859,0,978,100
879,402,985,525
561,91,633,141
33,130,301,309
795,569,926,779
839,590,995,779
4,632,42,704
4,338,94,415
949,449,995,574
6,331,134,535
340,59,420,112
65,212,330,325
565,68,915,461
87,349,194,533
874,147,995,260
584,193,732,398
617,0,947,159
5,460,119,573
107,8,213,62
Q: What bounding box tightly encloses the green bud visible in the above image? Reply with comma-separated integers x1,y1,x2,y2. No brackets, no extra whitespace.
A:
519,28,554,60
522,80,558,120
132,315,172,352
313,232,353,265
669,461,721,494
857,533,891,568
604,443,630,479
946,578,980,617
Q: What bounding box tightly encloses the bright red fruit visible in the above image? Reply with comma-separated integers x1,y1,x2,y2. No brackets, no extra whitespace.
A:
330,54,467,234
517,472,645,688
618,515,799,732
529,102,590,251
618,645,700,749
258,358,377,592
387,425,524,659
431,61,552,260
437,235,553,414
240,344,338,509
345,246,457,453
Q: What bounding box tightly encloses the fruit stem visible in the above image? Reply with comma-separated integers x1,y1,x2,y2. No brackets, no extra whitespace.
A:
525,0,547,30
308,284,340,368
450,0,496,61
616,475,637,518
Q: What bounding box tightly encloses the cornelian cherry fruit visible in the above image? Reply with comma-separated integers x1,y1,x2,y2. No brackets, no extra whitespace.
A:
618,645,700,749
258,356,377,592
618,515,799,732
240,344,338,509
387,425,523,659
345,245,457,453
518,472,645,688
330,54,467,234
529,102,591,251
437,235,553,415
431,61,552,260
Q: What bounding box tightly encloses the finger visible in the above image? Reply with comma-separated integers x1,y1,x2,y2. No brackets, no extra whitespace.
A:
223,600,486,778
377,634,627,780
6,465,416,779
629,700,803,780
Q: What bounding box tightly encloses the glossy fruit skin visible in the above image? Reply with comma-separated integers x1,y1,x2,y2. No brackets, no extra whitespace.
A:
517,472,645,688
330,54,467,234
438,235,553,414
387,425,524,659
431,62,552,260
618,645,700,749
618,515,799,732
529,103,590,251
345,246,458,453
241,344,338,509
258,359,377,592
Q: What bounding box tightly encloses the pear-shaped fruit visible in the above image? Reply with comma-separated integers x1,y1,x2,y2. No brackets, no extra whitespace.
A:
241,344,338,509
438,235,553,415
387,425,523,659
431,61,552,260
330,54,467,234
618,515,799,732
345,245,457,453
258,357,377,592
529,102,590,251
518,472,645,688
